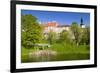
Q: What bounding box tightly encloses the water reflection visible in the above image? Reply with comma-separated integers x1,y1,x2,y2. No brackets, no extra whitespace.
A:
22,50,90,63
28,50,57,62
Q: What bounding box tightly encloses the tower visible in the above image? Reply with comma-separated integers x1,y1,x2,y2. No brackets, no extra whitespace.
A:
80,18,85,28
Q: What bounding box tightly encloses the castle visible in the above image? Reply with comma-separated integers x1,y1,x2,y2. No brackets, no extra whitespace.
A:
43,18,85,35
44,22,70,34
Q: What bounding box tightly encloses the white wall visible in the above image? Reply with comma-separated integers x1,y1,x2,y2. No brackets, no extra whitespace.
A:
0,0,99,73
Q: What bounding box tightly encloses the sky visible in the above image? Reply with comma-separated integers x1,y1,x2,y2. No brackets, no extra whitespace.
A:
21,10,90,26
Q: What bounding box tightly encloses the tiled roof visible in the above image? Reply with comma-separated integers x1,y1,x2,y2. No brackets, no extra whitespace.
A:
44,22,70,27
57,25,70,27
45,22,57,27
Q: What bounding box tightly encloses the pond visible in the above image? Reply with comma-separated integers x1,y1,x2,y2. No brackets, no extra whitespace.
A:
21,50,90,63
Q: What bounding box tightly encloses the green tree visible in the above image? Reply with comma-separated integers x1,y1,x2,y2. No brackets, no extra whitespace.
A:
59,30,70,44
21,14,43,48
80,27,90,45
71,22,82,46
47,30,56,44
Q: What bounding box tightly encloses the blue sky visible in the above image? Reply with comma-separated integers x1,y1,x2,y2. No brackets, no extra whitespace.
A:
21,10,90,26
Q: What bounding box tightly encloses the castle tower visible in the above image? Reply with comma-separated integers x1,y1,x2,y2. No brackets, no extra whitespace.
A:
80,18,85,28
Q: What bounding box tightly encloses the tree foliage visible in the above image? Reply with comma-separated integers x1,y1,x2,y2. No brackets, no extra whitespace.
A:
21,14,43,48
71,22,82,46
80,27,90,45
47,30,56,44
59,30,70,43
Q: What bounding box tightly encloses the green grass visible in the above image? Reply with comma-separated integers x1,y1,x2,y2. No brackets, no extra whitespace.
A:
51,43,89,54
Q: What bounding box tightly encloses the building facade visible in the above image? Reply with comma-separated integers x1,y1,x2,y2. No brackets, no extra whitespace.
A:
43,22,70,34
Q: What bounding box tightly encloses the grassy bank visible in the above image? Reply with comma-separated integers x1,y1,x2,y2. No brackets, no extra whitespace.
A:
21,43,90,62
51,43,89,54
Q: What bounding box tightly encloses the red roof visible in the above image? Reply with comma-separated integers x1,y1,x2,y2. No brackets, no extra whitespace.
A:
45,22,57,27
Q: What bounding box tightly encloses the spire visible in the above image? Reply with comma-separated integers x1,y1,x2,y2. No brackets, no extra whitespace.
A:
80,17,85,28
81,18,83,25
80,17,83,26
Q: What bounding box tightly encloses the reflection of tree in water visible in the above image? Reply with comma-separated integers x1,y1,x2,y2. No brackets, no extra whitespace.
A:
29,50,57,62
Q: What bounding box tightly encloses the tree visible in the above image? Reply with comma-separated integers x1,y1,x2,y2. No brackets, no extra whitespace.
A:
47,30,56,44
80,27,90,45
59,30,70,44
21,14,43,48
71,22,82,46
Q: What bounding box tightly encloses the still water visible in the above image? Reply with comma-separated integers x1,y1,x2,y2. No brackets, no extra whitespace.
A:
22,52,90,63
